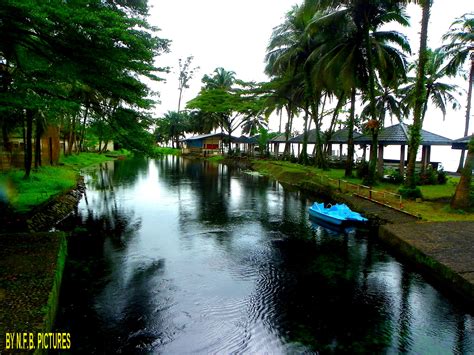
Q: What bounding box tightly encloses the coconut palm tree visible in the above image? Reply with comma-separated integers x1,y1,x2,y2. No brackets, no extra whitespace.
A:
401,49,461,126
308,0,410,180
265,3,328,167
451,137,473,210
403,0,432,188
202,67,235,90
442,13,474,172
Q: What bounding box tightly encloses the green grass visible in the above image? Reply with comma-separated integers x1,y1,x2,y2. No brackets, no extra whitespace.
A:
208,155,226,162
251,159,472,222
1,153,114,212
153,147,181,155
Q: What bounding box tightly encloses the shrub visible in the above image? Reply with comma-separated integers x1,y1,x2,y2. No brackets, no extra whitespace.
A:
399,187,423,199
384,168,403,184
417,166,437,185
437,168,448,184
356,161,369,179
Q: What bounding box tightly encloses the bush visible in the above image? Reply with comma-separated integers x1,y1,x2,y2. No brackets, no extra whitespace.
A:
437,168,448,184
399,187,423,200
356,161,369,179
417,165,437,185
384,168,403,184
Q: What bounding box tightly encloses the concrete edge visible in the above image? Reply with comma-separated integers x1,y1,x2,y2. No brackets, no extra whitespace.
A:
378,225,474,310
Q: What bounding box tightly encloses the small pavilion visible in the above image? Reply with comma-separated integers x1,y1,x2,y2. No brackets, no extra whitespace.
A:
451,133,474,150
354,123,453,174
269,133,290,157
289,128,361,159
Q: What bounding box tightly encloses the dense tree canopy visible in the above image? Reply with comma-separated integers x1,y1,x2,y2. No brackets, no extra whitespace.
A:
0,0,169,176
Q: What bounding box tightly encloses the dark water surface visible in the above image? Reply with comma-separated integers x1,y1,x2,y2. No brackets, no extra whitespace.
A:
56,156,473,354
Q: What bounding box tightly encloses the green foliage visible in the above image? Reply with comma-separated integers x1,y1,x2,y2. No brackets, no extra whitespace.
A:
187,68,267,140
356,161,369,180
1,153,113,212
152,147,181,156
155,111,190,147
384,169,404,184
398,187,423,200
257,127,270,156
1,0,169,172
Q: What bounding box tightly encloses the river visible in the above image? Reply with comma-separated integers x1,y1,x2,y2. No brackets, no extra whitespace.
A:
55,156,473,354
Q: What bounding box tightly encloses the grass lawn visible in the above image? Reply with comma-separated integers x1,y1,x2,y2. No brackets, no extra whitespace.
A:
154,147,181,155
251,159,472,222
0,153,115,212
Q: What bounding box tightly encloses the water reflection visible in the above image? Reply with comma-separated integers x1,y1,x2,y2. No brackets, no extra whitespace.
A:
56,156,473,353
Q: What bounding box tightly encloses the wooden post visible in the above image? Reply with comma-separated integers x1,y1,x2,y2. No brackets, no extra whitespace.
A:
399,144,405,175
427,145,431,168
421,145,427,171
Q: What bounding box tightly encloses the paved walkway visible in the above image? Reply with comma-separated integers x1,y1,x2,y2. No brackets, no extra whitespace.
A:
343,194,420,225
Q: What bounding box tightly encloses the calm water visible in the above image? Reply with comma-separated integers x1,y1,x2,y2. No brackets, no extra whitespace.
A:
56,156,473,354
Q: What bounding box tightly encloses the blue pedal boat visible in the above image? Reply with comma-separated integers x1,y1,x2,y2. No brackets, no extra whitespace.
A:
308,202,368,226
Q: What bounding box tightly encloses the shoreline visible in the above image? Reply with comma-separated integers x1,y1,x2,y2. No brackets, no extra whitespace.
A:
238,158,474,308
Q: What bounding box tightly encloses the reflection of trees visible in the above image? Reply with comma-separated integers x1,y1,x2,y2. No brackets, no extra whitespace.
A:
246,228,397,352
156,157,233,226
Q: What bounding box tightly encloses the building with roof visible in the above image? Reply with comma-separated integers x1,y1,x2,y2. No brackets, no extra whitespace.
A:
354,123,452,174
452,134,474,150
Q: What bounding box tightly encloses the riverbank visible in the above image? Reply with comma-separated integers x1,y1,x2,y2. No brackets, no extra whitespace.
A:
0,232,67,353
245,158,474,307
0,152,116,213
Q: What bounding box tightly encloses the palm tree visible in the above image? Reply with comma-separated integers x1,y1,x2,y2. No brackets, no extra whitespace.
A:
442,13,474,172
265,3,327,166
451,137,473,209
361,84,409,176
402,48,460,123
309,0,410,180
403,0,432,189
202,67,235,90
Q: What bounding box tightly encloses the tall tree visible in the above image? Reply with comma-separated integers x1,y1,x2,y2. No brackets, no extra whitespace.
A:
177,56,199,113
404,0,432,189
451,137,473,210
442,13,474,172
402,48,460,125
309,0,410,179
0,0,169,176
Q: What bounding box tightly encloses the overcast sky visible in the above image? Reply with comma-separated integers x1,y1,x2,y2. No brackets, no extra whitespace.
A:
148,1,472,143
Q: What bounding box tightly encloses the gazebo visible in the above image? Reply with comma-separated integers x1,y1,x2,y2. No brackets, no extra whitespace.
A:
451,133,474,150
289,128,361,159
269,133,290,157
354,123,453,174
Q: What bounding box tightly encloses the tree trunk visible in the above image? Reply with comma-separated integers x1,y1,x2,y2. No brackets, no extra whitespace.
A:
278,108,283,134
79,103,90,152
451,139,473,209
457,58,473,172
177,87,183,113
345,88,356,177
284,103,293,159
364,15,379,184
34,118,42,169
406,0,431,188
311,91,326,169
301,106,309,165
24,110,33,179
326,93,344,156
67,115,76,156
